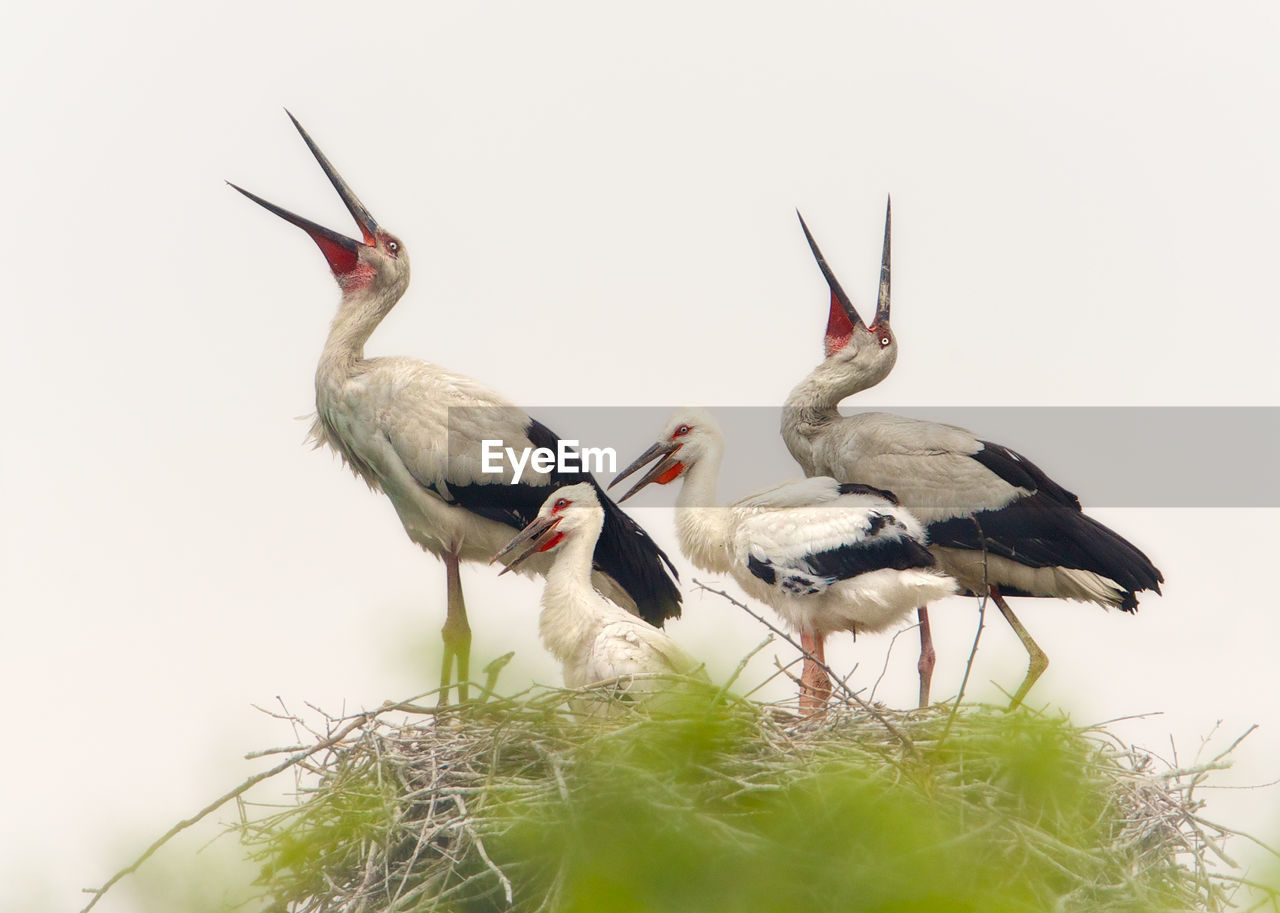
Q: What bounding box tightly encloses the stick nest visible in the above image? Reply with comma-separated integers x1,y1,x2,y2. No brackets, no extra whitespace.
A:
236,684,1270,913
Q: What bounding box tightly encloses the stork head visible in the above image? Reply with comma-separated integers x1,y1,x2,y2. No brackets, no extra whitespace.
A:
609,407,722,502
796,201,897,383
229,112,410,298
491,483,603,573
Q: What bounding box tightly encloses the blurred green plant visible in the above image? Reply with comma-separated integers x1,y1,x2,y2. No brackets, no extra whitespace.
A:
236,684,1264,913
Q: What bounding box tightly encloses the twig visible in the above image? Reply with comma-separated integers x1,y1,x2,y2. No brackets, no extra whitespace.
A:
455,792,514,905
870,621,919,703
739,654,805,700
940,515,990,745
692,579,918,759
80,708,383,913
713,635,775,704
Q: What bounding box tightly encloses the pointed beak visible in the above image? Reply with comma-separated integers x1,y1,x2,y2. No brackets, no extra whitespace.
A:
873,196,891,329
285,110,379,245
228,112,380,276
228,181,364,274
797,210,865,332
491,515,563,575
609,440,684,503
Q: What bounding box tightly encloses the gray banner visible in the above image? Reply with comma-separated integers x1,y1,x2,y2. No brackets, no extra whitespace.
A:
448,407,1280,508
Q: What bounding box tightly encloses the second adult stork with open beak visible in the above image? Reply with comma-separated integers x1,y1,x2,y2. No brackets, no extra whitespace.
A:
612,409,956,712
783,203,1163,708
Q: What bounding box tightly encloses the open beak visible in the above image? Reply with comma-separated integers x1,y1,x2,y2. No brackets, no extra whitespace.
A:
228,111,379,275
797,210,865,332
608,441,684,503
491,515,563,575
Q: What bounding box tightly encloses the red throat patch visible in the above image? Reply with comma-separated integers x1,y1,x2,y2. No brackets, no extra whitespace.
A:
824,291,853,357
310,234,359,276
656,462,685,485
537,532,566,552
336,262,377,292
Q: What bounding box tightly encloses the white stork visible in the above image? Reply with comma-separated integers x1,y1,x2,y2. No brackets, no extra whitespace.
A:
610,409,956,710
229,113,681,702
784,204,1163,708
492,483,706,700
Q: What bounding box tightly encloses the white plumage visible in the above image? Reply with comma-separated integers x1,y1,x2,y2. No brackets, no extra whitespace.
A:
231,114,681,701
493,483,705,696
612,408,956,709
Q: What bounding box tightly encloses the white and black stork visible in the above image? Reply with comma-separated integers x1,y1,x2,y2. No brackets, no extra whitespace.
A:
783,203,1163,707
229,113,680,702
612,408,955,710
492,482,705,699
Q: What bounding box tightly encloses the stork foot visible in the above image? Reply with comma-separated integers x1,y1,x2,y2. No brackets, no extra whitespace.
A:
916,606,935,709
991,588,1048,710
439,609,472,706
1006,641,1048,711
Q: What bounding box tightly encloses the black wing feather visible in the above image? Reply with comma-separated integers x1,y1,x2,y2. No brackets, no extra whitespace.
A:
836,482,900,504
801,534,937,581
927,494,1163,611
970,441,1081,509
747,513,937,598
439,418,682,625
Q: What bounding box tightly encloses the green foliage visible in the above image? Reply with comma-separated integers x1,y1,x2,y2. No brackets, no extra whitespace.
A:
240,690,1248,913
259,757,403,898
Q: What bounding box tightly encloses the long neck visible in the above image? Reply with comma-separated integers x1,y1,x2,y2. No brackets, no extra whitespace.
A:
316,288,386,382
539,517,610,664
316,268,410,387
783,360,845,430
309,278,408,480
781,352,892,472
673,443,734,574
781,359,846,473
544,520,600,591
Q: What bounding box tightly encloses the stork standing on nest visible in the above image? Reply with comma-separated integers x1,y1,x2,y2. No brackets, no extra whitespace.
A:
611,409,955,711
229,114,681,702
784,203,1162,708
493,483,705,696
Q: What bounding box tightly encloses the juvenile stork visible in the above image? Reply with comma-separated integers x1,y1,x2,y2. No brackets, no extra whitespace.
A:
493,483,705,701
784,205,1163,708
611,409,956,710
229,114,680,702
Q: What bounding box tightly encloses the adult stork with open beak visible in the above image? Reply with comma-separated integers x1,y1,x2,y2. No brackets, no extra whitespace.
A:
229,113,682,704
782,202,1162,708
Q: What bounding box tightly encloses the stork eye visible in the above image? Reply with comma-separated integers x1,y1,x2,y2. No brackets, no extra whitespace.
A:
554,498,569,510
675,424,691,437
386,239,400,255
879,335,890,347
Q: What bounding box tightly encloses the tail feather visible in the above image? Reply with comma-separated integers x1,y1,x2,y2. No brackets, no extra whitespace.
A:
928,494,1164,611
1072,511,1163,610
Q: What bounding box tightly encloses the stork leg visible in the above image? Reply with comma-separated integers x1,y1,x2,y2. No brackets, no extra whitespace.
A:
916,606,936,709
438,548,472,706
990,586,1048,710
798,629,832,713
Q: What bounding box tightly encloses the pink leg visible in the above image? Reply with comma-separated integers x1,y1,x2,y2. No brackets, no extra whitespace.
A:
917,606,936,708
799,629,832,713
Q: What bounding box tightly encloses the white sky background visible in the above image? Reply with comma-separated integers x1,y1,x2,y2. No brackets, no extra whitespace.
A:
3,1,1279,908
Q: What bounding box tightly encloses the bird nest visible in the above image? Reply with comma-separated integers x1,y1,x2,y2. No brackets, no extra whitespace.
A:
228,683,1272,913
